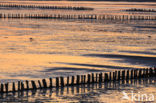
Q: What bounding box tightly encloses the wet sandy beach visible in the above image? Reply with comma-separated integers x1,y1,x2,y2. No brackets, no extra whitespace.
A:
0,0,156,102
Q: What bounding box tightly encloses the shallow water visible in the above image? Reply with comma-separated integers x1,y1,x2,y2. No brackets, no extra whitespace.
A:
0,18,156,81
0,0,156,102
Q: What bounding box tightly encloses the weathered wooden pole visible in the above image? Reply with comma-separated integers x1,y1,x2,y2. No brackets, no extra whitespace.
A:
113,71,117,81
18,81,21,91
87,74,91,83
67,76,69,86
12,82,16,92
76,75,80,85
131,70,134,79
56,77,59,88
99,73,102,83
31,81,37,90
60,77,64,87
21,82,24,91
49,78,53,88
143,69,146,78
139,69,142,78
42,79,47,88
96,73,98,83
1,84,4,93
84,75,86,84
145,68,149,78
126,70,129,80
26,80,29,90
104,73,109,82
135,69,138,78
81,75,84,84
92,73,95,83
118,71,120,81
109,72,112,81
38,80,42,89
71,76,75,86
122,70,125,80
5,83,9,93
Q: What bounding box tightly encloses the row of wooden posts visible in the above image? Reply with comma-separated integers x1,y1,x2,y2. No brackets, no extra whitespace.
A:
0,13,156,20
0,4,93,10
0,67,155,93
125,8,156,12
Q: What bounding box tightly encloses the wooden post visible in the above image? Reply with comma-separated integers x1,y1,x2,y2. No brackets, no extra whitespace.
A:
92,73,94,83
5,83,9,93
12,82,16,92
134,69,137,78
113,71,117,81
1,84,4,93
42,79,47,88
81,75,84,84
131,70,134,79
146,68,149,78
122,70,125,80
96,73,98,83
109,72,112,81
60,77,64,87
84,75,86,84
87,74,91,84
56,77,59,88
38,80,42,89
21,82,24,91
118,71,120,81
26,80,29,90
71,76,75,85
49,78,53,88
76,75,80,85
99,73,102,83
135,69,138,78
139,69,142,78
67,76,69,86
18,81,21,91
104,73,109,82
31,81,37,90
126,70,129,80
149,68,152,77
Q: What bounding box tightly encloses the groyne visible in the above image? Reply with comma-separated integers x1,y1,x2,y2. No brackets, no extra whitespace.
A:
0,13,156,20
0,67,155,94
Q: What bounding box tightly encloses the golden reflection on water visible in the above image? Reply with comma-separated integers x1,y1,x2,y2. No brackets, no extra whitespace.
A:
0,1,155,103
0,18,156,81
0,78,155,103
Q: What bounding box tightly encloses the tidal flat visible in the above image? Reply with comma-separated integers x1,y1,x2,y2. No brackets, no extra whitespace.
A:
0,0,156,102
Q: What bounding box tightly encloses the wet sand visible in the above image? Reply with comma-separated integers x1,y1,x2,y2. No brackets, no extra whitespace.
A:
0,0,155,102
